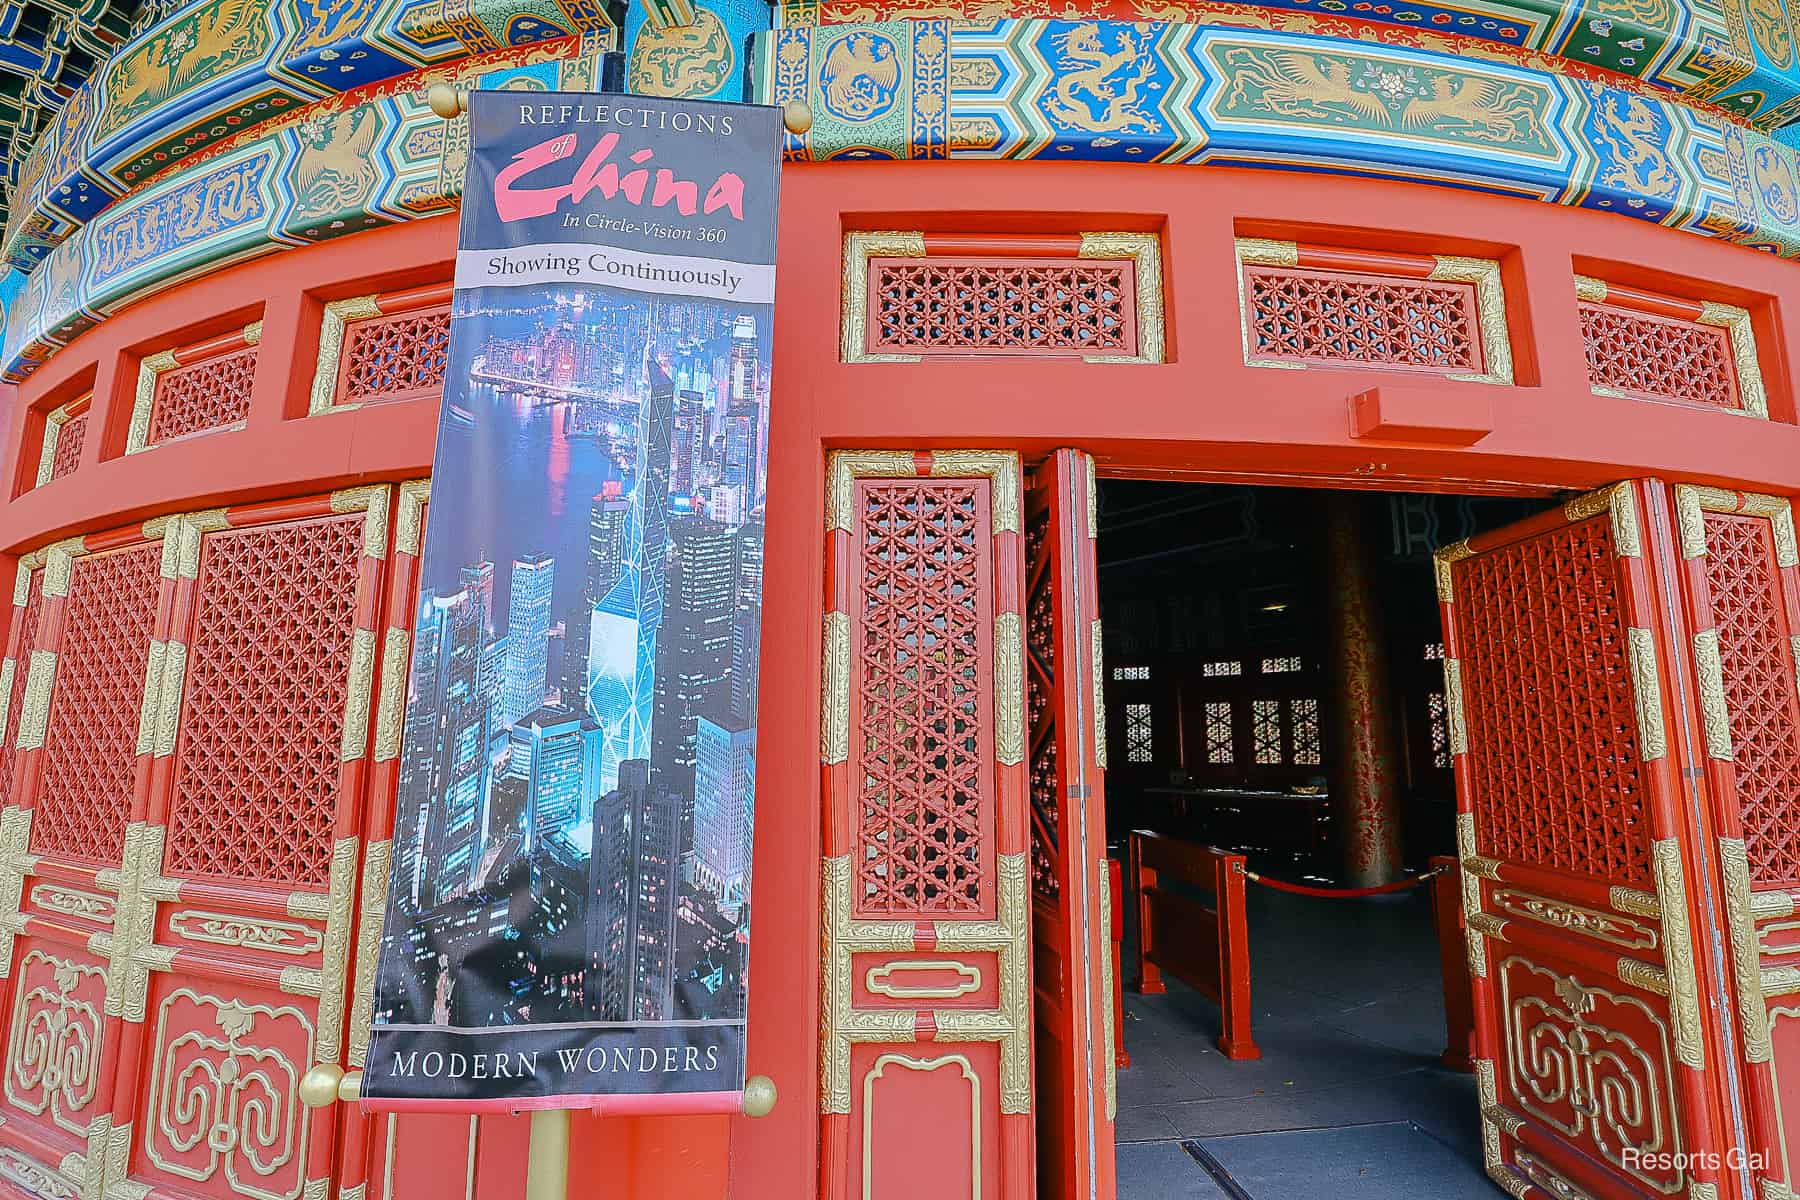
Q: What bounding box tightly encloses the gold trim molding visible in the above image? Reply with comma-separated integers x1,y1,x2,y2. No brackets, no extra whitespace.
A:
1720,838,1773,1063
824,451,1022,538
1078,232,1164,365
864,960,981,1001
33,395,88,489
1626,628,1668,762
1692,629,1733,761
841,231,926,364
1653,838,1706,1070
309,294,384,415
1430,255,1515,386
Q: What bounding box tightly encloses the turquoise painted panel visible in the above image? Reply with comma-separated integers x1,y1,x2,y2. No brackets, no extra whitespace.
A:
623,0,772,100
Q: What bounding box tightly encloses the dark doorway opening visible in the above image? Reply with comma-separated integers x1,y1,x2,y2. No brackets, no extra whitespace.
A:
1093,480,1552,1200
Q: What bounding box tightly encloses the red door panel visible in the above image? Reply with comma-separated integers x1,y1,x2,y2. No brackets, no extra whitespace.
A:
0,529,170,1196
1437,481,1732,1200
1668,486,1800,1200
817,451,1033,1200
1025,450,1115,1200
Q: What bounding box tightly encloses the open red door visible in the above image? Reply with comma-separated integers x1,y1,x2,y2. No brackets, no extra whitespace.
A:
1026,450,1117,1200
1436,480,1739,1200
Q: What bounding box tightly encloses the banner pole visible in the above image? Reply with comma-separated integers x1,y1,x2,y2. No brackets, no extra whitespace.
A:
525,1109,572,1200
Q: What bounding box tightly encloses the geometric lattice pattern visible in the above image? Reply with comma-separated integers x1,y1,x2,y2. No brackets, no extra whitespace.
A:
164,514,363,887
1244,265,1482,374
1428,691,1450,769
868,258,1133,357
47,412,84,483
1455,517,1651,886
0,571,42,811
339,305,452,407
1290,697,1321,766
1580,302,1738,410
854,480,989,916
1205,701,1233,764
147,345,257,446
32,545,162,864
1703,512,1800,887
1252,699,1281,765
1124,703,1153,764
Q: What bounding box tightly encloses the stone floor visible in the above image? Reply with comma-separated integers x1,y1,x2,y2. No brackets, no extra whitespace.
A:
1112,882,1500,1199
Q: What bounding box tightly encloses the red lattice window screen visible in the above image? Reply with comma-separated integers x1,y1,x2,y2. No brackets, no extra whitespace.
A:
319,283,453,411
868,258,1133,358
1453,516,1651,886
134,323,260,451
32,545,163,864
1237,240,1510,383
1577,278,1756,414
852,478,995,917
849,232,1160,363
164,512,365,887
1703,513,1800,886
1244,268,1479,373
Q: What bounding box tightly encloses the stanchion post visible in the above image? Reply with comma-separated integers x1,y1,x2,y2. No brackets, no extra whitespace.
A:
525,1109,572,1200
1428,854,1474,1072
1214,853,1259,1061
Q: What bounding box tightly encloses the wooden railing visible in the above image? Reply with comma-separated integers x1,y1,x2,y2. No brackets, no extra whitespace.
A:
1108,856,1128,1069
1126,830,1259,1060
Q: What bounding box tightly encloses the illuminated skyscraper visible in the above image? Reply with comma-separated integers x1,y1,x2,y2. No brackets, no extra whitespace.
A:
461,559,496,638
416,587,487,904
586,357,676,792
731,522,764,724
512,705,603,848
588,760,678,1021
651,518,735,843
503,553,555,729
694,714,755,907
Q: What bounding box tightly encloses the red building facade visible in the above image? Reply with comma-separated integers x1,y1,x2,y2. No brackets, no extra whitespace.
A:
0,2,1798,1199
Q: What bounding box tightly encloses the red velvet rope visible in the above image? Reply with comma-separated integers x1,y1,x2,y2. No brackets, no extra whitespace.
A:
1241,867,1446,898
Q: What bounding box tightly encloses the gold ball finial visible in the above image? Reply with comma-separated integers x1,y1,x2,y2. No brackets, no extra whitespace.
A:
781,101,813,135
742,1074,777,1118
427,84,467,120
300,1064,345,1109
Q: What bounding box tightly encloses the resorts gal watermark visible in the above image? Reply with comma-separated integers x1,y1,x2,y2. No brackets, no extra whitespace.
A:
1620,1147,1772,1173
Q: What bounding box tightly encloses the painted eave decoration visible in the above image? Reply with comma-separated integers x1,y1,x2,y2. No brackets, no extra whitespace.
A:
757,19,1800,251
0,37,611,383
778,0,1800,130
0,0,617,272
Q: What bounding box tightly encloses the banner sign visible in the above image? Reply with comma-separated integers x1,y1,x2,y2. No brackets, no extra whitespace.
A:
365,92,781,1106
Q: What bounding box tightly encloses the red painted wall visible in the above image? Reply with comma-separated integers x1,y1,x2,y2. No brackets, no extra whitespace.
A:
5,160,1800,1200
